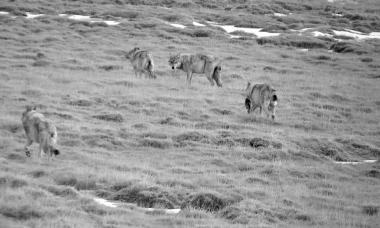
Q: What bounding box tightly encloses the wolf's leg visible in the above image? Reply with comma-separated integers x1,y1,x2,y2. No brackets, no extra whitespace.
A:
206,75,215,86
39,143,44,158
133,67,138,77
24,138,32,157
186,71,193,85
250,105,259,114
262,105,272,118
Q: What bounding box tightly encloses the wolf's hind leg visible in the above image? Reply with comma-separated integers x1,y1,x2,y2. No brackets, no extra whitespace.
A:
24,138,32,157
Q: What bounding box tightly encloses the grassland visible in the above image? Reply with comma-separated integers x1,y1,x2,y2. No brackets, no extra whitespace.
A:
0,0,379,227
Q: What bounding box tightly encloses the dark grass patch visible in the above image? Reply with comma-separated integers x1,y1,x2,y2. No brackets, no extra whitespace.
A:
192,29,215,38
365,170,380,178
141,132,168,139
54,174,96,190
68,99,92,107
134,21,158,29
220,206,248,224
183,192,239,212
245,177,270,185
98,65,123,71
29,170,46,178
138,139,171,149
109,184,179,209
2,122,22,133
22,89,42,97
361,57,373,63
54,174,77,186
330,42,371,54
93,113,124,122
257,35,327,49
0,205,43,220
210,108,233,115
46,185,78,198
0,176,28,188
82,203,109,215
6,153,26,161
32,60,50,67
132,123,149,130
102,10,139,19
362,205,379,216
249,138,270,148
173,131,210,145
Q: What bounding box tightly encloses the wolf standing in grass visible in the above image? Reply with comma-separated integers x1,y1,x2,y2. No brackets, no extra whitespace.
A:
21,106,60,158
245,82,278,120
168,53,222,87
125,47,156,79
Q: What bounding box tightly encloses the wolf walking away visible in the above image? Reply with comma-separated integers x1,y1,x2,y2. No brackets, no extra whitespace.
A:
125,47,156,79
244,82,278,120
168,53,222,87
21,106,60,158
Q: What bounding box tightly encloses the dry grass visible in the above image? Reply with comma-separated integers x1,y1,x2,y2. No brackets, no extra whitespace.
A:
0,0,380,227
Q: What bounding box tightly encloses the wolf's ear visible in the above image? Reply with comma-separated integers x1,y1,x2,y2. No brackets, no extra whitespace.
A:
245,82,251,91
26,105,36,112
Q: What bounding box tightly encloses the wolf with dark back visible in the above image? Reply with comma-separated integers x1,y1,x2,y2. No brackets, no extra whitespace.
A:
168,53,222,87
245,82,278,120
21,106,60,158
125,47,156,79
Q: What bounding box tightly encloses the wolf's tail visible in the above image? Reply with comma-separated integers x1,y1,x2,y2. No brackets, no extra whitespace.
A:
147,59,156,79
212,65,222,87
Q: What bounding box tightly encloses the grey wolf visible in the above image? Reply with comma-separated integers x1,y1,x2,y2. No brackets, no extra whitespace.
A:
244,82,278,120
125,47,156,79
168,53,222,87
21,106,60,158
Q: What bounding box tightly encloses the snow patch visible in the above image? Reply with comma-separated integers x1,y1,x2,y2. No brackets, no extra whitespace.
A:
332,13,343,17
208,22,280,38
25,12,44,19
229,34,242,39
168,23,186,29
334,160,377,165
62,14,120,26
273,12,287,17
93,197,181,214
312,31,333,38
193,21,205,27
94,197,118,208
0,11,10,15
333,29,380,40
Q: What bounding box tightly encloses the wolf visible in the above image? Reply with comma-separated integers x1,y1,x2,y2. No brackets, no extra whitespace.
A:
21,106,60,158
125,47,156,79
168,53,222,87
244,82,278,120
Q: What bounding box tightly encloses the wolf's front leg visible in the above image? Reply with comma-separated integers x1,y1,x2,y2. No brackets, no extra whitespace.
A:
186,71,193,85
206,75,215,86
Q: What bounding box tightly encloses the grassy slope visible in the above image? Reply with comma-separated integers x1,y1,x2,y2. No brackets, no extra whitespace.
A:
0,0,379,227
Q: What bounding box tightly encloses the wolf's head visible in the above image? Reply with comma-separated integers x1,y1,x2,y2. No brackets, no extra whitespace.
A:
125,47,140,59
22,105,37,120
168,53,181,70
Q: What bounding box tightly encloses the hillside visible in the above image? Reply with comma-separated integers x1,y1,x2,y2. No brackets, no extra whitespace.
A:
0,0,379,227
